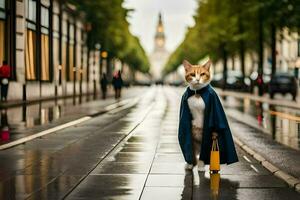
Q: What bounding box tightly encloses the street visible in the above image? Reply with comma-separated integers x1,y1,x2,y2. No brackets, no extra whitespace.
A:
0,0,299,199
0,86,299,199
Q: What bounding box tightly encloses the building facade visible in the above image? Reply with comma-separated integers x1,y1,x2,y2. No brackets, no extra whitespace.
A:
0,0,100,101
213,29,300,78
149,13,169,82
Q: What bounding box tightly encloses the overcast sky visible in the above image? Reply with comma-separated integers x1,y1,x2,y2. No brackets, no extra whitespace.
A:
124,0,197,54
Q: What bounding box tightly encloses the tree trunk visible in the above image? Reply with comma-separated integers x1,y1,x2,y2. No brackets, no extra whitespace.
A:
222,43,228,90
238,15,245,79
295,29,300,79
271,23,276,77
258,7,264,96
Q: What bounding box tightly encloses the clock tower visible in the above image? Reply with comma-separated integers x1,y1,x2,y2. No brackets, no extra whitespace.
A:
154,13,166,51
150,13,169,82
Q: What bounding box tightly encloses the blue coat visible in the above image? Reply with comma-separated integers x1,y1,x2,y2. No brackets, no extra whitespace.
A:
178,85,238,165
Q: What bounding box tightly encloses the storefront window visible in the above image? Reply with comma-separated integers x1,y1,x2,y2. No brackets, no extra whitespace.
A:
0,0,5,65
52,9,60,82
25,0,37,80
25,30,36,80
69,44,74,80
68,24,75,81
41,34,49,80
62,36,67,81
0,20,4,65
41,6,49,81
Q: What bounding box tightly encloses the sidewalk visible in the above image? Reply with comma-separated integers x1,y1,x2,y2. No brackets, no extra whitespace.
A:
227,109,300,190
0,87,143,149
0,87,117,109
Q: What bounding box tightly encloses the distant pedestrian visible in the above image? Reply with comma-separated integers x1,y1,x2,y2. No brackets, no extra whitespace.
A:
0,110,9,141
0,61,11,101
100,73,108,99
112,70,123,99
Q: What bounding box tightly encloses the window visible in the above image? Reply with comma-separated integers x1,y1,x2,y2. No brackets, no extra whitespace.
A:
27,0,36,22
0,20,4,65
25,30,36,80
0,0,5,65
61,36,67,81
40,6,50,81
41,34,49,80
25,0,37,80
53,13,60,83
68,23,75,81
41,6,48,27
0,0,5,10
69,44,74,80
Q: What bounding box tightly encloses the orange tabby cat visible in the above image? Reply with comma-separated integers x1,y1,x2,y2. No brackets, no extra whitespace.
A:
183,59,212,170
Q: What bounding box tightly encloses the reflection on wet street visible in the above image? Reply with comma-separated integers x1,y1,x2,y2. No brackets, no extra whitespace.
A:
224,96,300,150
0,86,299,199
0,89,141,145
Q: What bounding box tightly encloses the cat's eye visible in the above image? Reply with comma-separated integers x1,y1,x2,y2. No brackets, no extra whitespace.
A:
190,73,195,76
200,73,206,76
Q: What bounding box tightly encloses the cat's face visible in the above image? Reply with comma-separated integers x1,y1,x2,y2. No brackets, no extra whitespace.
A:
183,60,211,90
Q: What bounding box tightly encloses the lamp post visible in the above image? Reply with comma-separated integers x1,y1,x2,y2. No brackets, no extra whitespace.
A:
93,68,96,99
296,34,300,80
94,43,101,99
73,67,76,104
79,68,83,103
101,50,108,77
296,58,300,79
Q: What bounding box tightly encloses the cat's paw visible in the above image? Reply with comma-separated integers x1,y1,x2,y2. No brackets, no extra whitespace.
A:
197,161,205,172
185,163,194,170
197,165,205,172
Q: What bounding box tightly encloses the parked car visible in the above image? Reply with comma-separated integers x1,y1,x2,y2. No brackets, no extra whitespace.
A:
211,70,251,92
269,73,298,100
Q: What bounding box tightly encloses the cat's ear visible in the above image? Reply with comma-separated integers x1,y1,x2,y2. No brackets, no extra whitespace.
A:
183,60,192,72
203,59,212,71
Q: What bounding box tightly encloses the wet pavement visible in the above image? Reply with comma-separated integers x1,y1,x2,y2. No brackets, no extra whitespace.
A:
0,86,299,199
222,94,300,150
0,87,144,146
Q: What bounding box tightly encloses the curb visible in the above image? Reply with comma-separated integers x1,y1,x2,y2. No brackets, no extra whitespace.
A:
233,136,300,193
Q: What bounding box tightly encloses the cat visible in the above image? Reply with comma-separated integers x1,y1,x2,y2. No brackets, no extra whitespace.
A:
179,59,238,170
183,59,213,170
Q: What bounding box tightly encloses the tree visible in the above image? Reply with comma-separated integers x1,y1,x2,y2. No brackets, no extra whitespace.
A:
69,0,150,74
164,0,300,88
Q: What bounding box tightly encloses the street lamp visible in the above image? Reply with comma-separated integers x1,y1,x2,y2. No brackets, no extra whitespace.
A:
101,50,108,81
101,51,107,59
73,67,77,104
79,68,83,103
